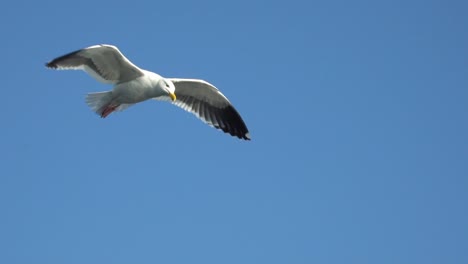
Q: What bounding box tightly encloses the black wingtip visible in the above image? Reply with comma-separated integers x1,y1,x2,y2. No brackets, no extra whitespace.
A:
221,104,250,141
237,133,251,141
45,61,56,69
45,48,82,69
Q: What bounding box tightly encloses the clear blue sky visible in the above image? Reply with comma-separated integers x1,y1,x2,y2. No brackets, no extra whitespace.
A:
1,0,467,263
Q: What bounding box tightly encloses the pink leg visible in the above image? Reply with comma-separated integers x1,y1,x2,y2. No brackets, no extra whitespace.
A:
101,104,119,118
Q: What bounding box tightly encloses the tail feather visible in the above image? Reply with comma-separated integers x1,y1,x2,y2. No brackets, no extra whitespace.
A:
86,91,114,116
86,91,134,117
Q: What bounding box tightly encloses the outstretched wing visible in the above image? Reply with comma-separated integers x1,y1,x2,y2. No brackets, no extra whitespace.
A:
168,78,250,140
45,44,144,84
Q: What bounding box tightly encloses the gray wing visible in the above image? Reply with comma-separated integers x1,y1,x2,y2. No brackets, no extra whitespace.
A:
45,44,144,84
168,78,250,140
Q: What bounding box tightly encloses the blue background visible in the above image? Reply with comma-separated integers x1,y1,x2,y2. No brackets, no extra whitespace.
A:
1,0,467,263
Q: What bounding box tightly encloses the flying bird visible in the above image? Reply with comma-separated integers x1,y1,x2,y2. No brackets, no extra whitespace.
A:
45,44,250,140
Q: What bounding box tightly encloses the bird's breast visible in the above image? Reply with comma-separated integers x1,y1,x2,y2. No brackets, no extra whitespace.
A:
113,76,162,104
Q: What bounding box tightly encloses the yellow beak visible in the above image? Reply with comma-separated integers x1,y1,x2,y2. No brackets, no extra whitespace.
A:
169,92,177,102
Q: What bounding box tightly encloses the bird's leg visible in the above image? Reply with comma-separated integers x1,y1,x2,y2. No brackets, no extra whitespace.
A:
101,104,119,118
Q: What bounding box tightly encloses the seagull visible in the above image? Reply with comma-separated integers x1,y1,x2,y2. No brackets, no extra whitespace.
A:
45,44,250,140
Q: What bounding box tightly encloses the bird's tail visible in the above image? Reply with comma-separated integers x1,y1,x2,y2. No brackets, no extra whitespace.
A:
86,91,114,117
86,91,133,118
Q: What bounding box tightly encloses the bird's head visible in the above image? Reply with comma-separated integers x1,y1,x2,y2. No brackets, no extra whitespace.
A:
161,78,176,101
